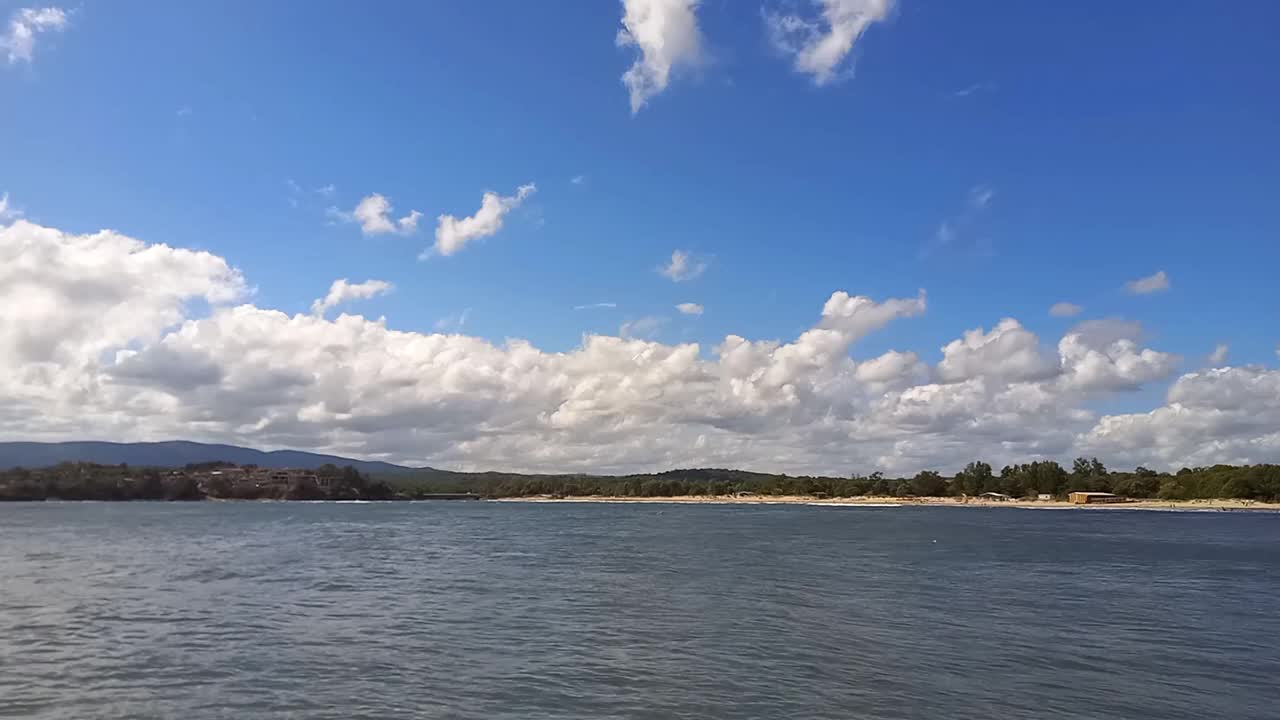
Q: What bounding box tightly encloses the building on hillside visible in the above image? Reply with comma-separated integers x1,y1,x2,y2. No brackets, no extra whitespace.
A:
1068,491,1125,505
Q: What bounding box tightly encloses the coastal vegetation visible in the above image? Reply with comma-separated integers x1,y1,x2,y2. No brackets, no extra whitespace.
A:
2,458,1278,502
386,459,1280,502
0,462,394,501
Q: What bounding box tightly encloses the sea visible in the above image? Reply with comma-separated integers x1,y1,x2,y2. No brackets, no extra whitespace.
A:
1,501,1277,719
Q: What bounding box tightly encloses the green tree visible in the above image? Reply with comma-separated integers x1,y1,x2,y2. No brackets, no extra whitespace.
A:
954,461,993,496
910,470,947,497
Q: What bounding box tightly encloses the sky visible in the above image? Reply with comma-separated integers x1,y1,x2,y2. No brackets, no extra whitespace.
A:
2,0,1279,475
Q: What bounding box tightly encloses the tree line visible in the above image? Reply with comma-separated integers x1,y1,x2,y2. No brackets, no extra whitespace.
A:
389,459,1280,502
0,462,394,501
4,458,1279,502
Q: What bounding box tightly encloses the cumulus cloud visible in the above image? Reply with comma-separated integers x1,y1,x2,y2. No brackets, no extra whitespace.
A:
1083,366,1280,469
658,249,708,282
764,0,893,85
676,302,704,316
430,184,535,258
3,6,68,64
310,278,393,317
937,319,1059,384
5,218,1273,476
328,194,422,236
617,0,704,113
1056,319,1179,392
1125,270,1170,295
1049,302,1082,318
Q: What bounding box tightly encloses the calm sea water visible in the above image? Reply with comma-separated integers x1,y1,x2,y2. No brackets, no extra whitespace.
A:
1,502,1278,719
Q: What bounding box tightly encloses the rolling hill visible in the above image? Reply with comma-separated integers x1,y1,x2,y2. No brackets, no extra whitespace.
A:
0,441,422,474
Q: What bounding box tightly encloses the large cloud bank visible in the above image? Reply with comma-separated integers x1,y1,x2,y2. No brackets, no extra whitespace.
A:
3,218,1274,474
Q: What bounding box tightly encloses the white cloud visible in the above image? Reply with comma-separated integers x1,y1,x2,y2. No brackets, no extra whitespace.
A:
764,0,893,85
6,217,1276,476
570,175,586,185
676,302,704,316
430,184,535,258
1049,302,1082,318
1056,319,1179,392
617,0,704,113
574,302,617,310
1125,270,1170,295
3,6,68,65
310,278,393,317
658,249,708,282
332,194,422,236
937,319,1060,384
1208,343,1229,366
1083,366,1280,469
316,184,336,197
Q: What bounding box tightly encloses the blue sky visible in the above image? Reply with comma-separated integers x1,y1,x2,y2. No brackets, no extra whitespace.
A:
1,1,1278,472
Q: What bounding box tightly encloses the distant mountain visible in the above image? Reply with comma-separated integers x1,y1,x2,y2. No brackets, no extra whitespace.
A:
0,441,423,474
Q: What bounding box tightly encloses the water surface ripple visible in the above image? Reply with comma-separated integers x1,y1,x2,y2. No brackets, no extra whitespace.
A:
1,502,1277,719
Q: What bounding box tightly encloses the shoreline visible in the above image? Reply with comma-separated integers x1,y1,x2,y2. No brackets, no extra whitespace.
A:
493,495,1280,511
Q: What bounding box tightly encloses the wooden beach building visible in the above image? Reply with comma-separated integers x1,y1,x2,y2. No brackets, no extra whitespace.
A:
1068,491,1125,505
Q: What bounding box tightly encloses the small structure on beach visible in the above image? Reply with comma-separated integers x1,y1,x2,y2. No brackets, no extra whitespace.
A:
978,492,1011,501
1037,493,1053,501
1068,491,1125,505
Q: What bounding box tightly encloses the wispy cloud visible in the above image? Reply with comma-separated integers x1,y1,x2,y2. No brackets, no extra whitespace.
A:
1049,302,1083,318
675,302,704,316
619,315,667,339
574,302,617,310
764,0,894,85
1125,270,1170,295
0,192,21,221
921,184,996,258
950,81,995,98
968,184,995,210
658,249,708,282
2,6,68,65
176,105,193,117
435,308,472,331
570,175,586,185
1208,343,1229,366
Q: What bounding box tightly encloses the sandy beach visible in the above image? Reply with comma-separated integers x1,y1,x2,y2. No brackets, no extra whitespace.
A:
495,495,1280,511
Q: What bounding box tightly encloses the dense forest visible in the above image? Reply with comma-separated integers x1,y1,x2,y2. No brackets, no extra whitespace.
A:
0,462,394,501
386,459,1280,502
2,458,1279,502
